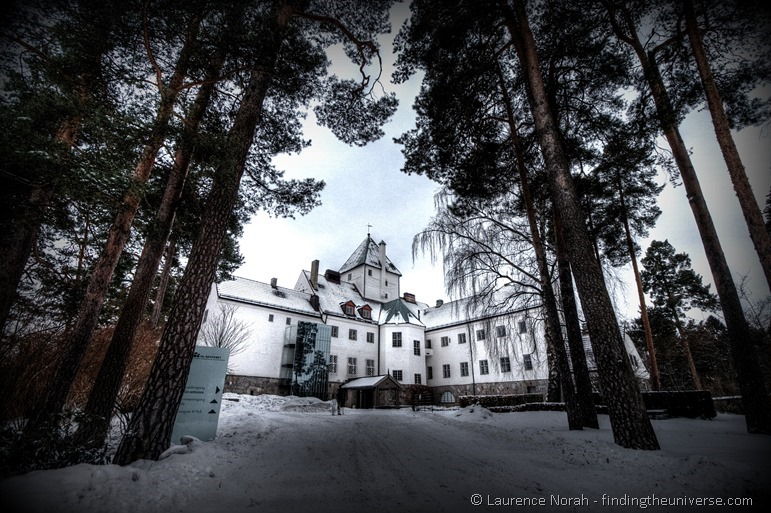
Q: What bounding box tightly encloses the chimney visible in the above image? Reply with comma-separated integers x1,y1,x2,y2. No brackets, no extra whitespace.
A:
270,278,277,289
403,292,416,304
379,240,387,297
435,299,443,308
310,259,319,290
324,269,340,284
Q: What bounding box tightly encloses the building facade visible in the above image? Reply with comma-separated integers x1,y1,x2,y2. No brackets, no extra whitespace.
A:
200,237,649,403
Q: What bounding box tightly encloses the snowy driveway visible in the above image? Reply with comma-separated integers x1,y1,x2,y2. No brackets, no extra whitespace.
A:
2,399,769,513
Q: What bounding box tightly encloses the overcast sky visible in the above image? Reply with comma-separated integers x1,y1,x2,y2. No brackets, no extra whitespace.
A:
236,4,771,323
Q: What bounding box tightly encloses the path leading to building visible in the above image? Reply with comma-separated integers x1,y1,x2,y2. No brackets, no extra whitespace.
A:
2,400,769,513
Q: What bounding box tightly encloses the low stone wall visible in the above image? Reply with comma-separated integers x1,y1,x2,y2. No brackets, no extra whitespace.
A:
225,375,285,396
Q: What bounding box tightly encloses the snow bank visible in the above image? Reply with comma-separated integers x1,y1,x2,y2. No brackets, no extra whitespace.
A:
453,403,494,420
279,396,335,413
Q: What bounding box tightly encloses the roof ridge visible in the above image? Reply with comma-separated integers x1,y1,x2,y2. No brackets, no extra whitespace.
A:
226,275,308,295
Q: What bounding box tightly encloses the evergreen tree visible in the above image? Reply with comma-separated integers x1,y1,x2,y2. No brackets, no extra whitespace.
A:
640,240,717,390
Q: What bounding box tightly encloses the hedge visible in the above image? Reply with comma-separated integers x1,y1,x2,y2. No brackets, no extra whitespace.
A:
458,393,544,408
594,390,716,419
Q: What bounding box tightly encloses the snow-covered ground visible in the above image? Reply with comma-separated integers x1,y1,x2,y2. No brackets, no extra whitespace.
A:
1,394,768,512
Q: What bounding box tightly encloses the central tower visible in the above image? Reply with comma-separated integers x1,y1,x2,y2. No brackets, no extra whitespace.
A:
339,237,401,303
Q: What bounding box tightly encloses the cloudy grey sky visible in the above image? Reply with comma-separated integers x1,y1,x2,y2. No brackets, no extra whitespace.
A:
236,4,771,322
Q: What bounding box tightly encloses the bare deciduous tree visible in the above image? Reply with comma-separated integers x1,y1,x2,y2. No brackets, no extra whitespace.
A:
199,303,251,373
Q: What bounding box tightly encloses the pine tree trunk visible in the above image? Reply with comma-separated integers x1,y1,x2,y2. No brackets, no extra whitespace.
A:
670,308,703,391
504,0,659,450
684,0,771,293
0,184,53,337
553,209,599,428
615,172,660,390
151,240,177,327
76,55,222,448
612,5,771,434
24,18,202,435
113,2,294,464
496,66,581,428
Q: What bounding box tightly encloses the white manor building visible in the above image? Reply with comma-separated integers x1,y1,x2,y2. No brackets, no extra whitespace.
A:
199,237,648,405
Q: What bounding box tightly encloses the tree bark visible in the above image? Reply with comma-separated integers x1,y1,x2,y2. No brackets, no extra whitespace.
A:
151,239,177,327
113,2,294,465
684,0,771,293
24,17,202,435
553,208,599,428
76,54,223,448
496,65,581,429
615,172,660,390
611,3,771,434
670,306,703,390
504,0,659,449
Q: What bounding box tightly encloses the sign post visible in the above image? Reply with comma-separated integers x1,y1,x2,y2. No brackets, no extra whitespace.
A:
170,346,229,445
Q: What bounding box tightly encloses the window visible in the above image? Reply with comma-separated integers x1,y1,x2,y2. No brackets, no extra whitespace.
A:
286,317,291,325
630,354,639,368
440,391,455,404
368,269,372,276
348,273,352,280
427,366,433,380
518,320,527,334
440,336,450,347
366,359,375,376
203,309,208,323
458,333,466,344
414,373,422,385
479,360,489,375
360,308,371,319
392,332,402,347
442,364,451,378
500,357,511,373
527,385,537,394
268,314,274,322
366,332,375,343
330,326,339,338
460,362,469,377
328,354,337,374
523,353,533,371
344,304,355,316
347,357,357,375
425,339,432,349
496,325,506,337
384,293,388,298
476,329,485,340
392,370,403,381
385,280,388,286
348,329,357,341
413,340,421,356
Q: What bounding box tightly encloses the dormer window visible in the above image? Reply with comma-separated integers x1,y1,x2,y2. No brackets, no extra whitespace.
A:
358,305,372,320
341,300,356,316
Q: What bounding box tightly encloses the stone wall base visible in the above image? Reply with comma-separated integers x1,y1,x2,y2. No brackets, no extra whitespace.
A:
226,374,549,406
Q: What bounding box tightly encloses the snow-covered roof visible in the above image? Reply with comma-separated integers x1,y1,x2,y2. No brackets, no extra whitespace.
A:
340,375,401,389
217,277,320,317
300,270,381,323
378,298,425,326
422,296,532,330
339,236,402,276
